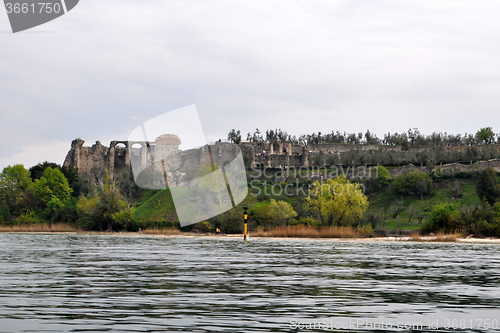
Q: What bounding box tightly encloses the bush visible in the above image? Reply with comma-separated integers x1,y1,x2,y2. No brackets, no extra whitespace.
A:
358,224,374,237
429,203,459,232
476,167,500,205
476,219,494,237
294,217,321,227
393,171,433,198
361,209,384,228
373,166,391,189
456,171,472,179
429,167,443,181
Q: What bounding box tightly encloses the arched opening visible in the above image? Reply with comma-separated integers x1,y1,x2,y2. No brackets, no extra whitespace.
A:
114,142,128,170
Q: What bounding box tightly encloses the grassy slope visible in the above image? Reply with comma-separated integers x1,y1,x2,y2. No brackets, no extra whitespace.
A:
133,176,488,231
133,188,178,222
368,178,481,230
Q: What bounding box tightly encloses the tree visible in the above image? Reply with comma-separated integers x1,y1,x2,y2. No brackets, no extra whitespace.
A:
429,203,459,232
393,171,433,198
373,166,390,189
227,129,242,144
306,176,368,227
449,180,461,199
475,127,495,145
388,199,404,218
29,162,80,196
77,171,129,231
29,162,60,180
0,164,34,216
0,164,32,193
476,167,500,205
34,167,72,204
268,199,297,226
33,167,73,221
406,203,420,223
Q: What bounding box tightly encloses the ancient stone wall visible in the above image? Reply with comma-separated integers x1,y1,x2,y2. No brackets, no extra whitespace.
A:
63,139,110,174
64,139,500,181
387,159,500,178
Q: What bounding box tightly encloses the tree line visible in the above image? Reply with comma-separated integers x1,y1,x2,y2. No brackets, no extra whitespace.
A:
228,127,498,147
0,162,142,231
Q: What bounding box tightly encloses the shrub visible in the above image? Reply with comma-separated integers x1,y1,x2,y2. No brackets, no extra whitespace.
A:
476,219,494,237
393,171,433,198
268,199,298,226
361,209,384,228
456,171,472,179
358,224,374,237
373,166,391,189
429,203,459,232
294,217,321,227
429,167,443,181
476,167,500,205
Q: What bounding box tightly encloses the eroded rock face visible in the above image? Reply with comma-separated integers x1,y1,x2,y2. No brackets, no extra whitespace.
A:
63,139,111,174
64,138,500,181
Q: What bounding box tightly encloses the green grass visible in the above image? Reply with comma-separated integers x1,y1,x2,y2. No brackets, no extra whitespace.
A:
367,178,481,230
133,188,178,222
132,174,485,232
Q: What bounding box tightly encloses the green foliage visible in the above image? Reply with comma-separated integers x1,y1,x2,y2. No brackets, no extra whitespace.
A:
16,209,41,225
358,224,374,237
373,166,390,189
429,167,443,182
475,127,495,145
429,203,459,232
193,220,214,233
268,199,298,226
112,207,136,231
306,176,368,227
133,188,178,223
0,164,34,216
361,208,384,228
293,217,321,227
29,162,60,180
0,200,10,223
29,162,80,197
0,164,32,191
77,171,130,231
405,203,421,223
34,167,72,204
475,167,500,205
227,129,242,144
249,201,271,225
393,171,433,198
209,203,246,234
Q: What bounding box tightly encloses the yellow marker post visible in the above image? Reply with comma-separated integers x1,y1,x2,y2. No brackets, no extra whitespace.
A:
243,207,248,242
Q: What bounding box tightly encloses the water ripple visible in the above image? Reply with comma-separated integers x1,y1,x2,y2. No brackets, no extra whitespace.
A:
0,234,499,332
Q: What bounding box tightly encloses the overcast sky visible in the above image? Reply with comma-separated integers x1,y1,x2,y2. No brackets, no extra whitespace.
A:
1,0,500,170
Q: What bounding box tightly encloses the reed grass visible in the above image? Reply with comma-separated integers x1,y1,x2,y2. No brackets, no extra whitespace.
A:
0,223,79,233
141,227,181,235
253,225,358,238
410,231,461,242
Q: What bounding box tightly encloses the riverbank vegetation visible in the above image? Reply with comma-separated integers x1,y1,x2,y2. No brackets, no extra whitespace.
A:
2,128,500,239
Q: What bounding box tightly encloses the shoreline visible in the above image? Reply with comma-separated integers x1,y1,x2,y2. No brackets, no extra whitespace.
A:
0,231,499,243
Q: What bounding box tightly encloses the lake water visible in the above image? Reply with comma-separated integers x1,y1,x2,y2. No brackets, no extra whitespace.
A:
0,234,499,332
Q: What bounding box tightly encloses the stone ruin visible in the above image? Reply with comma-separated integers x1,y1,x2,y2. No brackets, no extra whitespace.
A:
63,136,242,187
64,138,500,182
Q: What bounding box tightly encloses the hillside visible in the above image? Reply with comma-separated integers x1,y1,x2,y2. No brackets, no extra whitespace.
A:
131,172,492,233
133,188,179,227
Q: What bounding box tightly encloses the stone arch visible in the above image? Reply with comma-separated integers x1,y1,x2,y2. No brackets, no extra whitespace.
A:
129,141,153,172
109,141,130,173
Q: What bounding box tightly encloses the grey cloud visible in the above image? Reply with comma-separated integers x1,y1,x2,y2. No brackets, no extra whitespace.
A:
1,0,500,169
